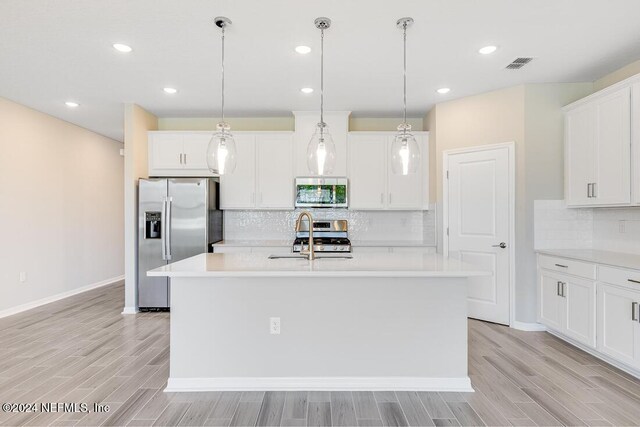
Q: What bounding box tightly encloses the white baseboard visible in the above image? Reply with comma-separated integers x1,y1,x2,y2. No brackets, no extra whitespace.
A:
121,306,139,315
546,329,640,379
0,275,124,319
511,321,547,332
165,376,474,392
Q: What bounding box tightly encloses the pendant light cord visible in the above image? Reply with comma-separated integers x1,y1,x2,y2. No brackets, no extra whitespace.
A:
320,27,325,130
402,22,407,132
221,25,226,124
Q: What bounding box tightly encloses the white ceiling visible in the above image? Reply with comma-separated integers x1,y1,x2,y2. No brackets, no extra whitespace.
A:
1,0,640,142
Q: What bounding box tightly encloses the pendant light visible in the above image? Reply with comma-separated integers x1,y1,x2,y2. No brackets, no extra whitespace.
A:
307,17,336,176
391,17,420,176
206,16,237,175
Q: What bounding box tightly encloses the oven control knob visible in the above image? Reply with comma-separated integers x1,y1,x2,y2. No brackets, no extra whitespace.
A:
333,245,338,251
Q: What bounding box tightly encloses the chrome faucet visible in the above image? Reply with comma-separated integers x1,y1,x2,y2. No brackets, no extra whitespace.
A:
295,211,315,260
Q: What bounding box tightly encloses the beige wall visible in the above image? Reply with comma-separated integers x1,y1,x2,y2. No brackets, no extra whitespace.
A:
158,116,423,132
594,59,640,91
0,97,124,315
426,83,592,323
123,104,157,313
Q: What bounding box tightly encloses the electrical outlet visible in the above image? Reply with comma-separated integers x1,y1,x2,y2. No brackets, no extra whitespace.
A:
19,272,27,283
619,220,626,233
270,317,281,335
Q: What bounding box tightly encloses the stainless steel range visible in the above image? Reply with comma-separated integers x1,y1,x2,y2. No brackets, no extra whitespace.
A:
293,219,351,253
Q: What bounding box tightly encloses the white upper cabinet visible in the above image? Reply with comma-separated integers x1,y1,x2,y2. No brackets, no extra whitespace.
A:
220,133,256,209
348,131,429,210
564,85,632,207
220,132,294,210
148,132,214,177
256,133,294,209
293,111,350,177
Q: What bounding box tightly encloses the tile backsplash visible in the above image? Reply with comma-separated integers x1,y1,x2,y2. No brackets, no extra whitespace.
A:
224,207,437,244
534,200,640,254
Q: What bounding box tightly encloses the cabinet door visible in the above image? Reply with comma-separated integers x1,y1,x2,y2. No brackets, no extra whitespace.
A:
565,106,596,206
387,134,423,210
593,87,631,205
256,133,294,209
348,134,387,209
149,133,184,172
633,83,640,205
563,277,596,348
220,134,256,209
182,133,212,171
539,271,563,330
596,283,640,368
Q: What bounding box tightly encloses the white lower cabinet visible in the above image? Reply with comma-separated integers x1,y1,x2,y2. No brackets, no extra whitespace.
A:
538,253,640,374
596,282,640,369
538,270,595,347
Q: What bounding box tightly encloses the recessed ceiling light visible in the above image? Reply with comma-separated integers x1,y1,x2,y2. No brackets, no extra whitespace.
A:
112,43,132,53
300,87,314,94
163,87,178,94
479,45,497,55
65,101,79,108
295,45,311,54
437,88,451,94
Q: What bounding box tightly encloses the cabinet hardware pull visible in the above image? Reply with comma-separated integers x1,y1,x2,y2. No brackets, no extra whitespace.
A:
628,279,640,284
555,263,568,268
592,182,597,198
184,153,187,164
562,282,566,298
389,193,392,204
557,281,561,296
179,153,183,164
633,302,639,321
587,183,591,198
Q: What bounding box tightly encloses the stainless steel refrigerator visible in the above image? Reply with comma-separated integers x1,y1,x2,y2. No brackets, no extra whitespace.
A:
138,178,223,310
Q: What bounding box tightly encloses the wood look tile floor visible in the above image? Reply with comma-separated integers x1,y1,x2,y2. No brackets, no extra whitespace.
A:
1,283,639,426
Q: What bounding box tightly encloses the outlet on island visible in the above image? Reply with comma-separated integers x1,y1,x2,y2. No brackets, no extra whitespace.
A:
270,317,281,335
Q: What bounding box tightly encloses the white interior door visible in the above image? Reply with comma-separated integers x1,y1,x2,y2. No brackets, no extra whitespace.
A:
447,145,511,325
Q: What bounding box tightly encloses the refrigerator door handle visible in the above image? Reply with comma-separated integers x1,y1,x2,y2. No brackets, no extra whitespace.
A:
166,197,173,260
161,198,168,261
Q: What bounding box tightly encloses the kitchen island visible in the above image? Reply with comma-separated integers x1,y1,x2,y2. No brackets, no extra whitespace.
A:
148,252,487,392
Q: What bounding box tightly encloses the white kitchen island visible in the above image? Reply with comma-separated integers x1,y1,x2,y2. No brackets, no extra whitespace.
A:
148,252,487,392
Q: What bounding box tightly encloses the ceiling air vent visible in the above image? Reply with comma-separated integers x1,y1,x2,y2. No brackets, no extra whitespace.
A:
505,57,534,70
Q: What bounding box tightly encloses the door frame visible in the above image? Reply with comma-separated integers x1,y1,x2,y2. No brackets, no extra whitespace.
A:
442,142,516,327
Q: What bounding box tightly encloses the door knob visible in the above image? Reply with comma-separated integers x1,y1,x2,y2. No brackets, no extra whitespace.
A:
492,242,507,249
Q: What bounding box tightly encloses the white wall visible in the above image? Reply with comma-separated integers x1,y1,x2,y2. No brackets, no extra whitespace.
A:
425,83,592,324
123,104,157,313
0,97,124,314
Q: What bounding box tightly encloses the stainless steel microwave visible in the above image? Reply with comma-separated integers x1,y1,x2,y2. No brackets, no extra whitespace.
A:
295,177,348,208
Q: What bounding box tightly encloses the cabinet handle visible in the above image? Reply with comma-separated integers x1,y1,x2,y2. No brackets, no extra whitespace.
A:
628,279,640,284
183,153,187,164
592,182,597,198
633,302,638,321
562,282,566,298
389,193,392,204
555,263,568,268
557,281,561,296
587,183,591,198
179,153,183,164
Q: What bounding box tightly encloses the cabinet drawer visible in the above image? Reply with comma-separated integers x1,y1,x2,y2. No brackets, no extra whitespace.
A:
538,255,596,279
598,265,640,289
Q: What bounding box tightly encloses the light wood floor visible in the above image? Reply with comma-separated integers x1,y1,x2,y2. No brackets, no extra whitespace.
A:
1,283,640,426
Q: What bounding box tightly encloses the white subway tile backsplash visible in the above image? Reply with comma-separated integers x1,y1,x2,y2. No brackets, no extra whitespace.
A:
224,206,437,244
534,200,640,254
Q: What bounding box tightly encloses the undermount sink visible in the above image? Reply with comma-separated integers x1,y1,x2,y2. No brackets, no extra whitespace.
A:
268,254,353,260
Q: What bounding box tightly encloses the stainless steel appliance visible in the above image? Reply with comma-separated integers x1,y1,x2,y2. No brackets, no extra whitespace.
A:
138,178,223,310
293,219,351,253
295,177,348,208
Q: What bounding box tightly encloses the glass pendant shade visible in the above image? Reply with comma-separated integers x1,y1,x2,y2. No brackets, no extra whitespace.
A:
307,122,336,176
206,123,237,175
391,125,420,176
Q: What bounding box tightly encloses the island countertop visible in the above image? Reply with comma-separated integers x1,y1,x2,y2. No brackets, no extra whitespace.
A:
148,252,488,278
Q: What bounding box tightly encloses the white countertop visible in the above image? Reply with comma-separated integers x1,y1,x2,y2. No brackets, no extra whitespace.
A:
148,252,488,278
212,239,435,248
537,249,640,271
